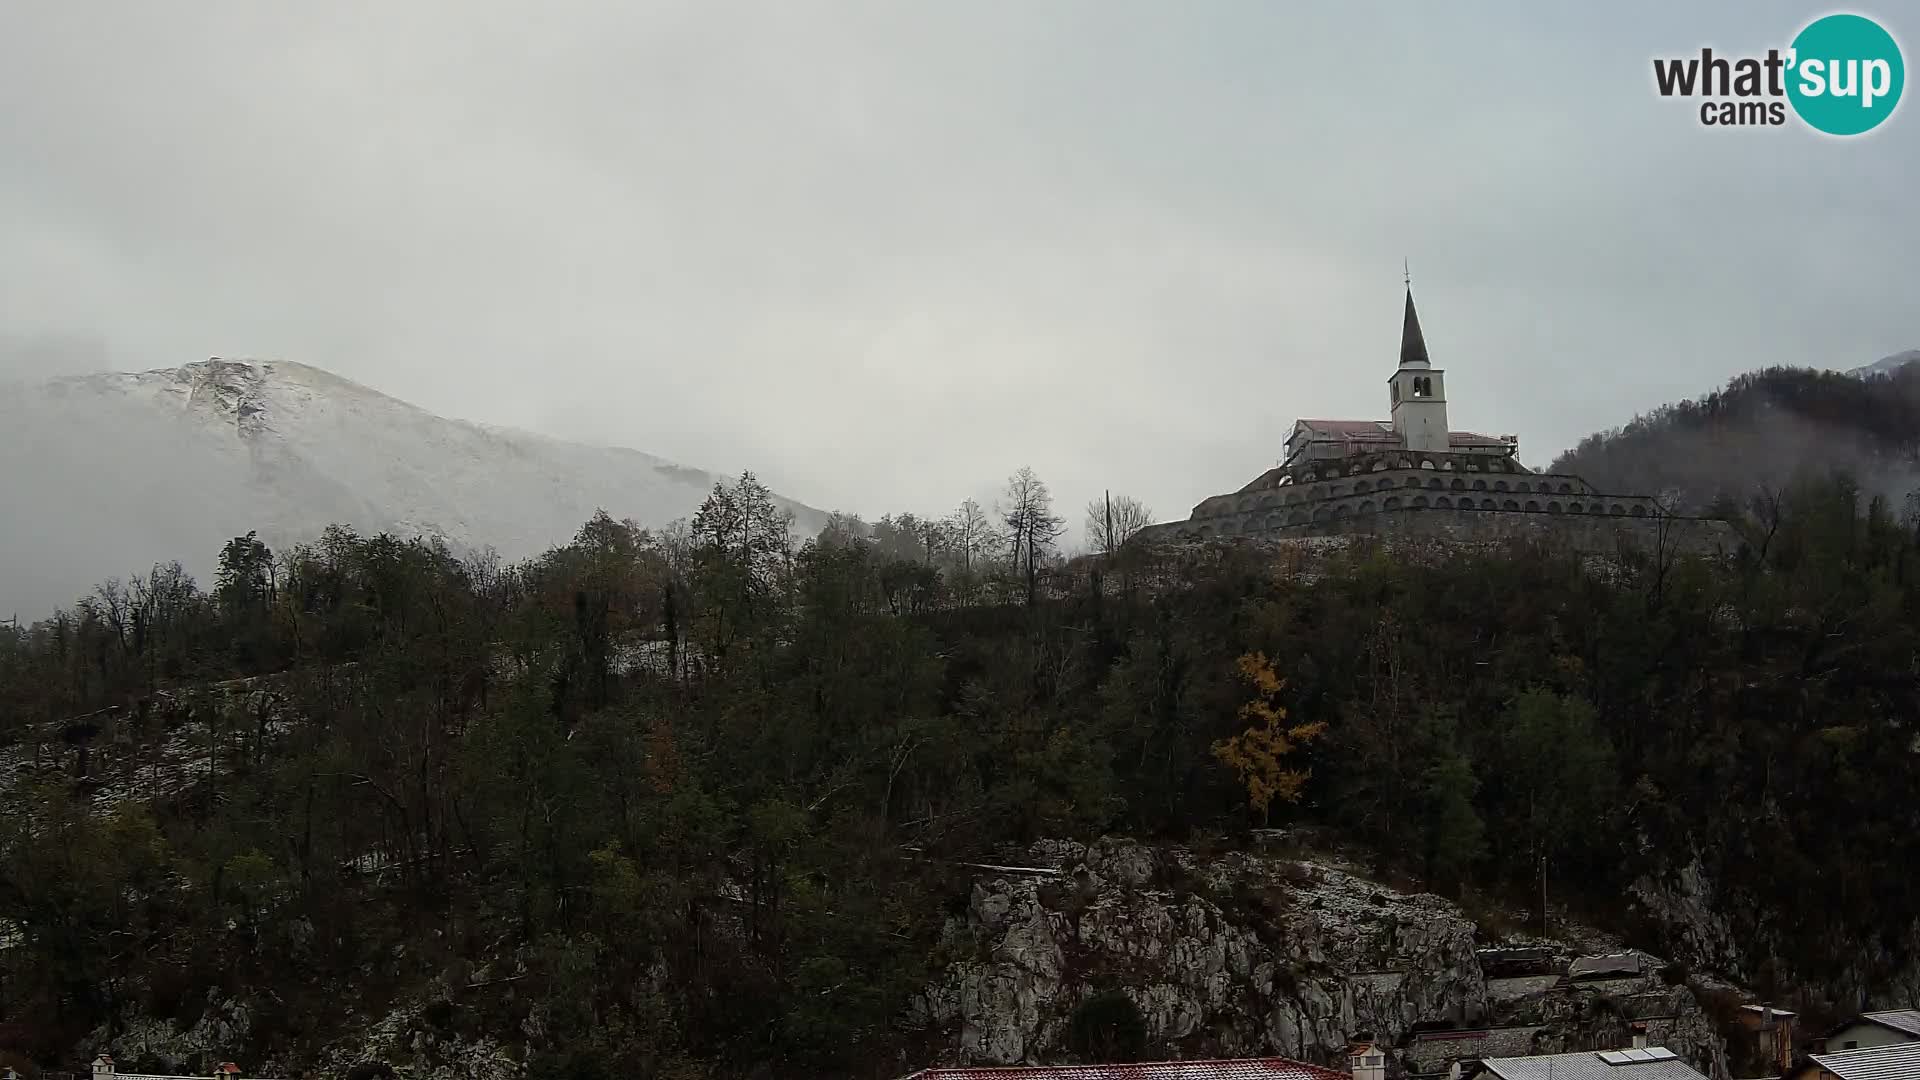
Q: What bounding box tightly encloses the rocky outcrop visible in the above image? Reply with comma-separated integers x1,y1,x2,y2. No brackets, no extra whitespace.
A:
914,838,1727,1076
86,991,254,1075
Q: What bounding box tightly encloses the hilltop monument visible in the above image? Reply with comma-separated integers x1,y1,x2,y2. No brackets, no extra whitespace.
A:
1135,283,1730,552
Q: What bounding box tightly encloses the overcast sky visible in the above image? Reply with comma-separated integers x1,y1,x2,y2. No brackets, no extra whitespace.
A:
1,1,1913,525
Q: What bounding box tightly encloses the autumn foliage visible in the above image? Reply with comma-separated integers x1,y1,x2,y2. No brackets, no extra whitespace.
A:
1210,652,1326,822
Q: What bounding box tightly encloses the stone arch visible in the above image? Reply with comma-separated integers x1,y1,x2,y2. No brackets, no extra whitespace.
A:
1352,479,1371,493
1419,459,1436,470
1525,500,1541,511
1503,499,1520,510
1569,501,1584,513
1451,478,1466,490
1259,494,1278,508
1559,482,1573,494
1371,460,1389,472
1311,506,1330,523
1267,513,1287,531
1218,520,1238,535
1548,501,1563,513
1412,495,1429,508
1288,511,1308,526
1333,504,1352,519
1436,496,1452,508
1357,500,1376,515
1383,496,1402,510
1473,479,1488,491
1405,476,1422,488
1284,492,1299,505
1630,505,1647,517
1494,480,1509,492
1427,477,1443,489
1610,503,1627,515
1481,498,1497,510
1309,486,1325,500
1328,484,1344,497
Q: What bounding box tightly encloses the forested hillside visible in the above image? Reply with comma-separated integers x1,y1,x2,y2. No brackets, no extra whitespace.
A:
2,467,1919,1078
1550,365,1920,511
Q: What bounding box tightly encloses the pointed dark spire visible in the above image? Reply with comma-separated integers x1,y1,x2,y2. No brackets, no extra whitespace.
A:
1399,285,1431,368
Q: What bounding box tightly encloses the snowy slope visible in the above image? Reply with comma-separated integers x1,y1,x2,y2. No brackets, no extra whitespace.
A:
0,358,828,618
1848,349,1920,377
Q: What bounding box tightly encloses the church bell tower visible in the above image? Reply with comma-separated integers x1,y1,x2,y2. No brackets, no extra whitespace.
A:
1388,284,1449,454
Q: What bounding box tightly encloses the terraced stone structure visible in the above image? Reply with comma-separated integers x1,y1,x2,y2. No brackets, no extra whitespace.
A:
1137,287,1728,553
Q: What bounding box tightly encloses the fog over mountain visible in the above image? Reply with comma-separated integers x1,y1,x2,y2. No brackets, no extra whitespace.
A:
0,358,827,619
1849,349,1920,378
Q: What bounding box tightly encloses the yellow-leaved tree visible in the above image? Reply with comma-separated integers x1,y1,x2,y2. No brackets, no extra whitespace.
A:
1211,652,1327,822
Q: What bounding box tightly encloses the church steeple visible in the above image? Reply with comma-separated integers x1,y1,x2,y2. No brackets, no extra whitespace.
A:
1399,285,1431,369
1388,276,1448,453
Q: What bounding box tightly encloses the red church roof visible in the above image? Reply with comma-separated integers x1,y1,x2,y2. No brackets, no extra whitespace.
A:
902,1059,1350,1080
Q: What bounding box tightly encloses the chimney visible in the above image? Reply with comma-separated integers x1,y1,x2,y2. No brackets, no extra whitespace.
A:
93,1056,116,1080
1350,1032,1386,1080
1631,1022,1649,1050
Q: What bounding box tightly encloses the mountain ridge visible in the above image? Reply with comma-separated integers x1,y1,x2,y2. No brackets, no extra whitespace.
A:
0,357,829,618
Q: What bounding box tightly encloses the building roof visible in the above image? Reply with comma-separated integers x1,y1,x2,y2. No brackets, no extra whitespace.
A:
899,1060,1350,1080
1809,1041,1920,1080
1479,1048,1706,1080
1401,287,1431,368
1568,954,1645,980
1447,431,1511,448
1295,419,1399,440
1289,420,1510,451
1860,1011,1920,1038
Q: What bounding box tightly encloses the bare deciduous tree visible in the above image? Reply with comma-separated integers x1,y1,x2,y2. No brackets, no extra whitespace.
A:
999,467,1064,606
946,499,996,574
1083,492,1154,555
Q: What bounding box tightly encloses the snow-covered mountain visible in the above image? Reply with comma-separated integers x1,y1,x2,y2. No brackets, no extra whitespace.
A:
1848,349,1920,377
0,358,829,619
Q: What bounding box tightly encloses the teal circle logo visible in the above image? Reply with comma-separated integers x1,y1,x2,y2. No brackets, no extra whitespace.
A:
1786,13,1904,135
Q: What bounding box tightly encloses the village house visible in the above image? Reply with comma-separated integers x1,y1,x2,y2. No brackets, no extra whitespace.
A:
1813,1010,1920,1054
1463,1047,1710,1080
1785,1039,1920,1080
90,1058,248,1080
1731,1005,1798,1077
